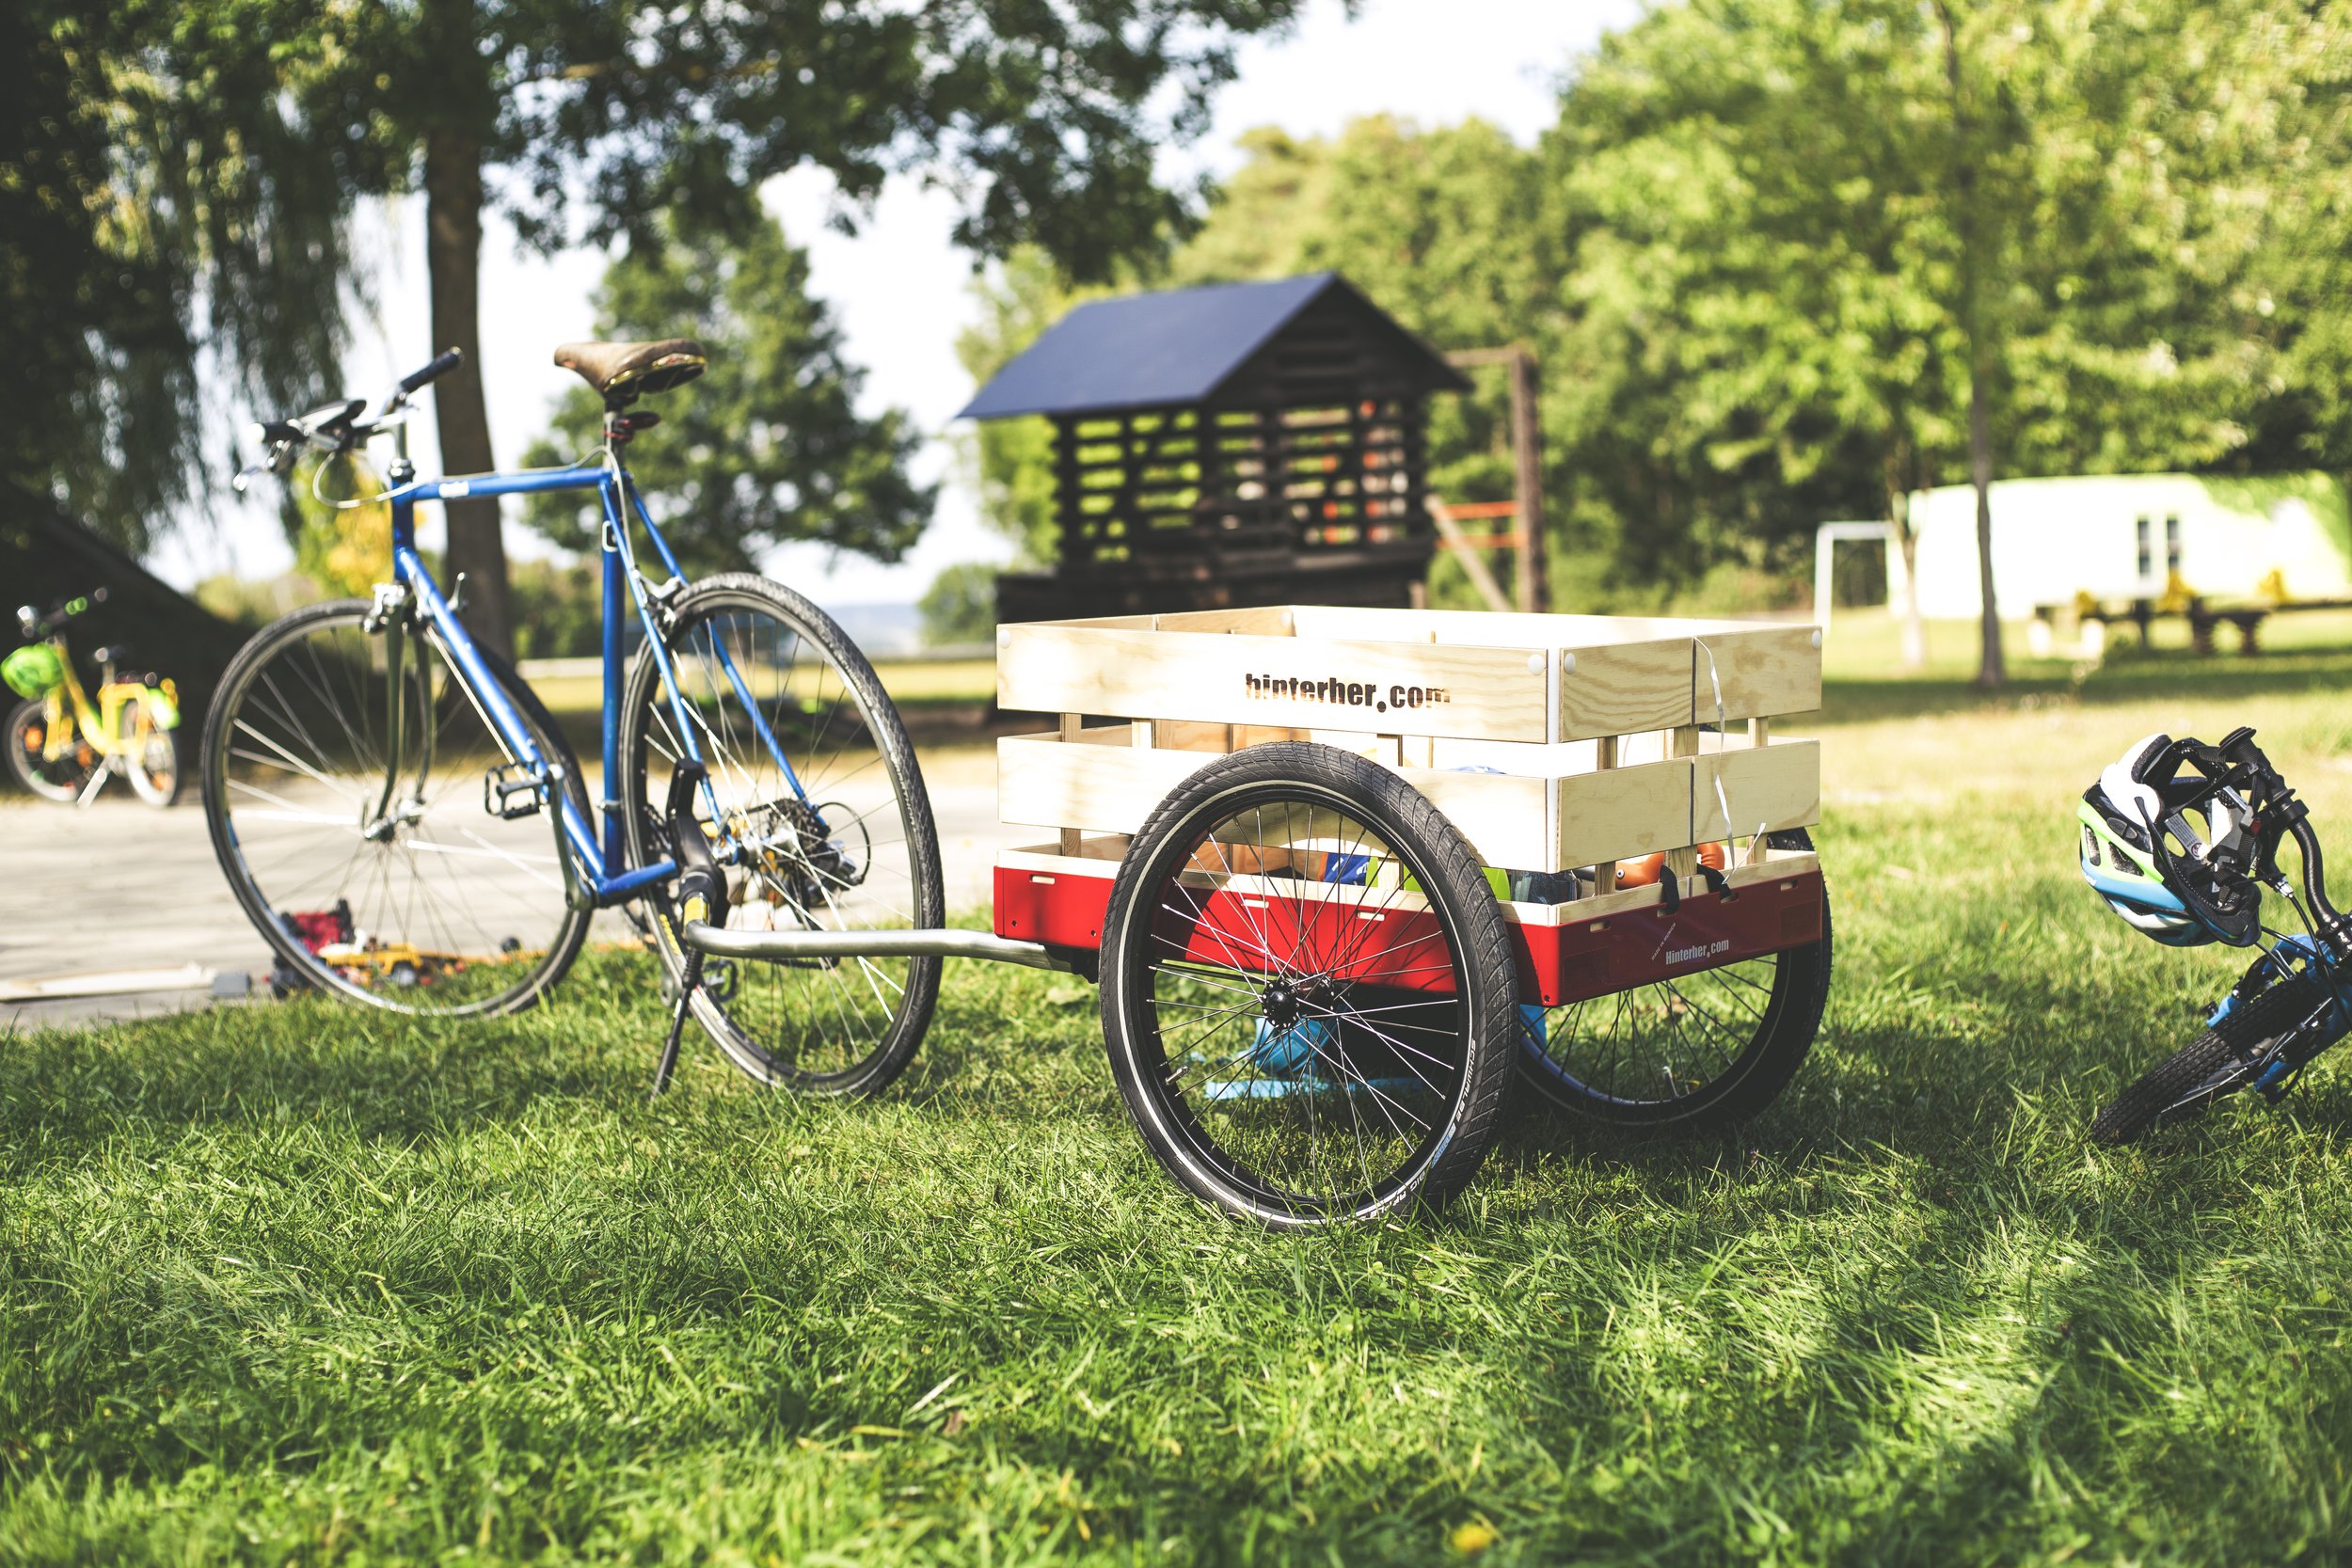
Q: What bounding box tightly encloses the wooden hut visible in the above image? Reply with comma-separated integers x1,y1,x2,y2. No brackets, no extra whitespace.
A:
960,273,1470,624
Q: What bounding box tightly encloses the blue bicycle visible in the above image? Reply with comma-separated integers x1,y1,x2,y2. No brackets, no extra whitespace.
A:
200,342,946,1095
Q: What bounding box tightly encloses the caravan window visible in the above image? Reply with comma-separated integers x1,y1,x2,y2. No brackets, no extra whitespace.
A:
2166,515,2183,573
2136,516,2153,578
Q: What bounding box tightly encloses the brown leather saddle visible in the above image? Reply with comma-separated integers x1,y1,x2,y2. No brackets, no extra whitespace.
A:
552,338,708,400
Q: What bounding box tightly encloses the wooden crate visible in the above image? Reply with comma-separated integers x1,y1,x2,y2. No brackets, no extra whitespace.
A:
993,605,1822,884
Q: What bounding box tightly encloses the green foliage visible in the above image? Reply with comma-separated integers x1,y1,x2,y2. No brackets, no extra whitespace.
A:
917,562,999,647
962,2,2352,629
34,0,1320,562
523,216,932,578
954,248,1120,567
506,559,608,661
288,453,395,600
3,0,358,552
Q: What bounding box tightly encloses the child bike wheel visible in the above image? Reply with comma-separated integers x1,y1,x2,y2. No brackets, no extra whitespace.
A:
620,574,945,1097
1518,829,1831,1131
2091,969,2330,1144
7,697,94,802
118,693,182,807
200,599,595,1016
1098,743,1518,1227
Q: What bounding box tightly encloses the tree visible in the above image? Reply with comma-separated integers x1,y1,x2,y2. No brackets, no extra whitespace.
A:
953,247,1108,568
1542,0,2290,680
57,0,1327,654
3,0,359,553
917,562,998,646
523,215,930,578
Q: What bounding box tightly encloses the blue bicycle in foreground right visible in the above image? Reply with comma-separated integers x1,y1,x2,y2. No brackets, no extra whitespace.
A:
2082,726,2352,1141
201,342,946,1096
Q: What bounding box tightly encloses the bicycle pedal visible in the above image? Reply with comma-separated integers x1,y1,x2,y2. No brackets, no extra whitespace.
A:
484,760,548,820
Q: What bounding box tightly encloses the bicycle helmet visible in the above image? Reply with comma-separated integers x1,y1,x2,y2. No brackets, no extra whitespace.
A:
2078,731,2262,947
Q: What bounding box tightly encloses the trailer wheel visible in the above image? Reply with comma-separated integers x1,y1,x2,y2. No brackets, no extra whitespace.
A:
1518,829,1831,1130
1099,743,1518,1227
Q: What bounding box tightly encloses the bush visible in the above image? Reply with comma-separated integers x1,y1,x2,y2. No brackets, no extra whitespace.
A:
918,562,997,647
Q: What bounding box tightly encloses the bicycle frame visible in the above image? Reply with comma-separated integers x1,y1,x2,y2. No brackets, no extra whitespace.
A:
377,446,811,911
30,637,165,765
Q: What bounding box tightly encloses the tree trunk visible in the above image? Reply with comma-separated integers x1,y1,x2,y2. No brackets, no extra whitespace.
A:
1968,364,2003,687
1883,437,1927,671
1939,0,2002,689
423,124,514,660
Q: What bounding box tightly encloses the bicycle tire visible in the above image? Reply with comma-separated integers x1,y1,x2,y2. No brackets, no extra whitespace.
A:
2091,971,2331,1144
1518,828,1832,1131
1098,743,1519,1227
620,574,945,1097
119,693,183,808
7,695,94,802
201,598,594,1017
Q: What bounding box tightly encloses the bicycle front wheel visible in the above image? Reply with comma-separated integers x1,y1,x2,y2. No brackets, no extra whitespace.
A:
201,599,593,1016
621,574,944,1096
2092,969,2330,1144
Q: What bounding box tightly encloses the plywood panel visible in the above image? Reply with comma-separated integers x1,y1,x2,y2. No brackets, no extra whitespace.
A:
997,735,1210,835
1397,766,1552,870
1556,641,1695,741
1152,606,1297,635
1554,757,1693,870
998,734,1557,871
1692,738,1820,841
1691,625,1820,721
997,625,1550,741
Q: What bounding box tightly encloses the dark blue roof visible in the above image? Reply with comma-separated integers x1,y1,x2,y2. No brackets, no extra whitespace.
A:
957,272,1466,420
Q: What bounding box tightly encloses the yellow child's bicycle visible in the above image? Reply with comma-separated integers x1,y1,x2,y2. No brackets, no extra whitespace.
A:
5,588,183,807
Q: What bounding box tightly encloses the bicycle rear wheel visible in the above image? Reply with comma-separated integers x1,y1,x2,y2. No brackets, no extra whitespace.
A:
118,692,182,807
201,599,592,1016
7,696,94,802
620,575,944,1096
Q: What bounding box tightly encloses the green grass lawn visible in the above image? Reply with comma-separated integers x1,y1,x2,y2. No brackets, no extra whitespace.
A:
9,625,2352,1563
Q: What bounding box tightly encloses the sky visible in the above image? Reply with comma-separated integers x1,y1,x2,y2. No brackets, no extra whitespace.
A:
149,0,1645,606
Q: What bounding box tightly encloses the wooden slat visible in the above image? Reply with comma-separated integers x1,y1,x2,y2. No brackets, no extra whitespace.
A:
999,734,1215,838
999,732,1561,871
1554,757,1692,871
1149,607,1297,636
1403,767,1551,869
1692,738,1820,842
1557,641,1695,740
1691,625,1821,721
998,624,1551,742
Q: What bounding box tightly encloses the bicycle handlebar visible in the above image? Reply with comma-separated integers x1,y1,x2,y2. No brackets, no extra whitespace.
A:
399,348,463,396
18,587,105,638
235,349,461,491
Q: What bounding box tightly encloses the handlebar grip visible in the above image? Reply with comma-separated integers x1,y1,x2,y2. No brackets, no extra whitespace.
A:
249,420,301,446
398,348,464,395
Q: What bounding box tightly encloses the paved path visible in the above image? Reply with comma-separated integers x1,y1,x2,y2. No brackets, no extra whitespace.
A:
1,743,1020,1031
